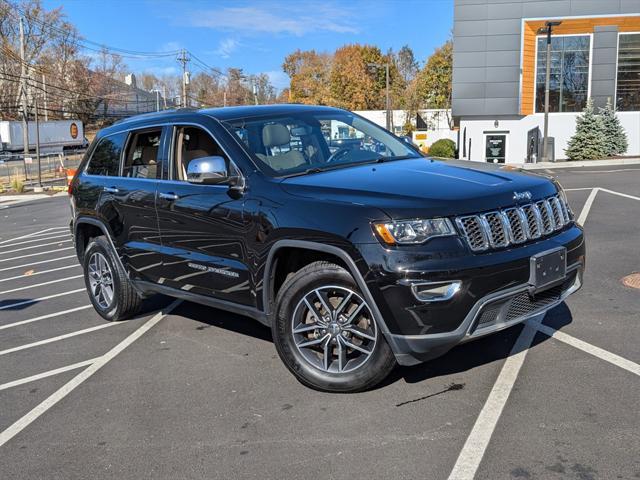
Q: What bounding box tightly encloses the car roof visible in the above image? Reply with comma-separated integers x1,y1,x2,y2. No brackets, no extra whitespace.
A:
108,104,343,129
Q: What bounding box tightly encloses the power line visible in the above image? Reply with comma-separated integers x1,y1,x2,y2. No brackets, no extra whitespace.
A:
2,0,182,59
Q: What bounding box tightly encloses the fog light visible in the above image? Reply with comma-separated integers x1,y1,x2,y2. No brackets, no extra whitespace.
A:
401,280,462,302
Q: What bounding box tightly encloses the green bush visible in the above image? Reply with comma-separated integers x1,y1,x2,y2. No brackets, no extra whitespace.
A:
10,178,24,193
428,138,456,158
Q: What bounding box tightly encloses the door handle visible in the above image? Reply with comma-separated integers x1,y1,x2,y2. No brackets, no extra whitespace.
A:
159,192,180,201
103,186,119,194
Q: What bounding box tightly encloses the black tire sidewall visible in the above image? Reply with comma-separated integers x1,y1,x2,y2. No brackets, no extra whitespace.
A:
273,263,395,393
83,237,121,321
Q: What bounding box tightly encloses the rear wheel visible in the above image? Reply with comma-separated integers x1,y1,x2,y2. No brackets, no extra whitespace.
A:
83,236,142,321
273,261,396,392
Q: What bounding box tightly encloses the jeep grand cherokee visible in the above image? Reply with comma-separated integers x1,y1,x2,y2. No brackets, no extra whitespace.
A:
69,105,585,392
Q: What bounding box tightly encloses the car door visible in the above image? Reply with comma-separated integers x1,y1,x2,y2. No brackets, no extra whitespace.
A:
155,121,253,306
98,126,167,282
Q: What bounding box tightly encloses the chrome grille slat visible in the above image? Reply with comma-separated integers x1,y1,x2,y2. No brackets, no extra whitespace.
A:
549,197,564,229
456,195,573,253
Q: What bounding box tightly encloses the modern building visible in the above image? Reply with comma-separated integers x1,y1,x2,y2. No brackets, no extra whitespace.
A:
452,0,640,163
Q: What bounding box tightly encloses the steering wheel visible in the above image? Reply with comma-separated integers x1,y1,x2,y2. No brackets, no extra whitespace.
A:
326,147,351,163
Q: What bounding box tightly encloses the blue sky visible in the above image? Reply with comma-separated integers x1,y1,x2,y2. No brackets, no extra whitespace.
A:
44,0,453,91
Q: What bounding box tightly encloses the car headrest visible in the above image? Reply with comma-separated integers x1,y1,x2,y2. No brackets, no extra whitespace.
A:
140,146,157,165
262,124,290,148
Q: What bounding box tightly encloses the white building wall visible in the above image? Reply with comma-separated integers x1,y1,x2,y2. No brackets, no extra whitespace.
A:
460,112,640,164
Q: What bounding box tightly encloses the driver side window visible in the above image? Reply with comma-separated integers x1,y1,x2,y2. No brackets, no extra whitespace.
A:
172,126,229,181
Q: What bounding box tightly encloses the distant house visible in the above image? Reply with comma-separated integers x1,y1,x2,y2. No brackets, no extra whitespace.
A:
93,73,172,119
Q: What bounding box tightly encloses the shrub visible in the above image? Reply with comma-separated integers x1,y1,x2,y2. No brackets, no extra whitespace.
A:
565,98,607,161
599,99,628,157
428,138,456,158
10,178,24,193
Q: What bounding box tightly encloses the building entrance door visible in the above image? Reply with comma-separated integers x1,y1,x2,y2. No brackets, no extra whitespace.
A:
485,134,507,163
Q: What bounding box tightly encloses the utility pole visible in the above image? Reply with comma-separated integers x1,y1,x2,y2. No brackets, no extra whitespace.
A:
539,21,562,163
41,73,48,122
19,17,29,179
177,49,190,108
34,92,41,189
252,80,258,105
162,85,167,109
367,62,392,131
385,63,391,132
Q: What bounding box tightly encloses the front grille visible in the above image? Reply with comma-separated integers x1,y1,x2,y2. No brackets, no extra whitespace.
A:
455,195,572,252
472,271,577,333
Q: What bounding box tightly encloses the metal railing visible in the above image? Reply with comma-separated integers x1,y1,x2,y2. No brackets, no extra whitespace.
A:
0,150,85,190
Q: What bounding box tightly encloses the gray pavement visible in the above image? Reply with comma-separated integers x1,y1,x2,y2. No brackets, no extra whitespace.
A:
0,166,638,479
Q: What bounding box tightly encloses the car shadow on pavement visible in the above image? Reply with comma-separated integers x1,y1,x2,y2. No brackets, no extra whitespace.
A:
387,302,574,388
173,300,273,342
158,298,573,391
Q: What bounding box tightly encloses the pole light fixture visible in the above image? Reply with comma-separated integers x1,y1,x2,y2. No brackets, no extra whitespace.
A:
367,62,391,132
537,20,562,163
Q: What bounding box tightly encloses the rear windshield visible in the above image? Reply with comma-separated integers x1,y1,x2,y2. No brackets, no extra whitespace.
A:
220,110,419,177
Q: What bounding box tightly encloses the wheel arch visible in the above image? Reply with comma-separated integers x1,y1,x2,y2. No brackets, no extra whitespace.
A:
262,240,391,336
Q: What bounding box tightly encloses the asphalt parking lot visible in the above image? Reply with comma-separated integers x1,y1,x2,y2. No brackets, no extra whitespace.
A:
0,165,638,480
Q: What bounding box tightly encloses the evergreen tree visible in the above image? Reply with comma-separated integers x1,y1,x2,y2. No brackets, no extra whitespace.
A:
565,99,607,160
599,99,628,157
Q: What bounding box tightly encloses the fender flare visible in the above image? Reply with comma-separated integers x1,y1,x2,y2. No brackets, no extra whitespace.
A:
262,239,391,335
73,217,145,295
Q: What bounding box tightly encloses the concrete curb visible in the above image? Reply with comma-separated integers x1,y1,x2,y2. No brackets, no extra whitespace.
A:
517,158,640,170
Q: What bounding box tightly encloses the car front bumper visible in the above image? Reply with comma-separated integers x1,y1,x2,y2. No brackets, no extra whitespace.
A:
355,224,585,366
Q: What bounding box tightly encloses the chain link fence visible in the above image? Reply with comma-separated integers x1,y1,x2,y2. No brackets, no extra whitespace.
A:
0,151,85,191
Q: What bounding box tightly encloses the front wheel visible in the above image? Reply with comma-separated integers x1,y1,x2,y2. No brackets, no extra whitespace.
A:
273,261,396,393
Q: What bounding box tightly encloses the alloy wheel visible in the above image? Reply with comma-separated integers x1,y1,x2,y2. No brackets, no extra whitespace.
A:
291,285,378,373
87,252,114,309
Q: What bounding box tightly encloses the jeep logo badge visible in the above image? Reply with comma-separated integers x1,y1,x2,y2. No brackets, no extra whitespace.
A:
513,191,532,202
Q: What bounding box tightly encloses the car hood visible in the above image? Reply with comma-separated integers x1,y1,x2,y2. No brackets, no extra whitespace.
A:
279,158,557,219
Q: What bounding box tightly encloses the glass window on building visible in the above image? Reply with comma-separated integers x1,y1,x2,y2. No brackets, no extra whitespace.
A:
535,35,591,113
616,33,640,111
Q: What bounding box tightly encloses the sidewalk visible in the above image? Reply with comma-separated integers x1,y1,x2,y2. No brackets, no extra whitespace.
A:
517,157,640,170
0,192,67,207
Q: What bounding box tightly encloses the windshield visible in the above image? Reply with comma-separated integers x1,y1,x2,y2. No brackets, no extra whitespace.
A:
221,110,421,177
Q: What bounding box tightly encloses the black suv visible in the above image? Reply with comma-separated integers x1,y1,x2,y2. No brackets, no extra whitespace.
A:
70,105,585,392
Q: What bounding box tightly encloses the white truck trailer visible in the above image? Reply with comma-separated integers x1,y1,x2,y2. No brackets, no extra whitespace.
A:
0,120,86,154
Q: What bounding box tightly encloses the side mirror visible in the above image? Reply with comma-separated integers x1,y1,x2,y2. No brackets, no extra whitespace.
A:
186,156,228,185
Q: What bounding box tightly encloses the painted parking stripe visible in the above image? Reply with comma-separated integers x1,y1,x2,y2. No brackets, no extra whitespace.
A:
447,316,543,480
448,192,599,479
0,255,78,273
532,321,640,377
0,300,181,447
599,187,640,202
0,228,56,245
0,274,84,295
0,233,71,249
0,227,69,245
0,239,73,256
0,264,80,284
0,358,99,392
565,187,597,192
0,305,93,331
0,323,117,357
0,246,74,263
577,188,599,226
0,288,85,311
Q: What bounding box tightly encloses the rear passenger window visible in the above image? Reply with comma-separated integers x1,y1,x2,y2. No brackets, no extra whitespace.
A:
86,133,126,176
123,129,162,179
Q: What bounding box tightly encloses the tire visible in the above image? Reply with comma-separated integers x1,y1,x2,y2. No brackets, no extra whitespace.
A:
83,235,142,321
273,261,396,393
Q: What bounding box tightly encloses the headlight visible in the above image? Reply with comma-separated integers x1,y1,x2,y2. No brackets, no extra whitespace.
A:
555,181,574,218
373,218,456,245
